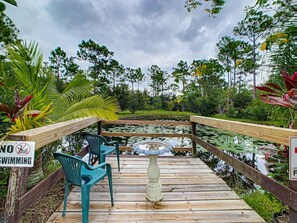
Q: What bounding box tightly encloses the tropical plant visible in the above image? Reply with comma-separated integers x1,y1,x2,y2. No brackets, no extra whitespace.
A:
7,104,52,134
256,70,297,121
5,40,120,126
0,90,32,122
257,0,296,76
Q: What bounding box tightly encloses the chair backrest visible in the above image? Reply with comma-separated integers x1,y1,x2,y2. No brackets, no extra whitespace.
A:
54,152,86,186
82,133,105,155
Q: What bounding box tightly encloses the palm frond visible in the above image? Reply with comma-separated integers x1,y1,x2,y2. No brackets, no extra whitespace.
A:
44,72,61,104
51,75,93,111
7,41,43,92
6,41,46,110
55,95,120,121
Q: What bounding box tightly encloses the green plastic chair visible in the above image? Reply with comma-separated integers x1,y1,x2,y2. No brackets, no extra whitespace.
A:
82,133,120,171
53,152,114,223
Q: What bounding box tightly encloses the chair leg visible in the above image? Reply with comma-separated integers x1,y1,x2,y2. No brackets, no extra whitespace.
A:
81,185,91,223
116,146,120,171
88,152,92,165
62,181,69,217
106,164,114,206
100,154,106,165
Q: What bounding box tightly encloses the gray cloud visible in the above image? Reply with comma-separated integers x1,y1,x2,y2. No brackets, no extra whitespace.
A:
6,0,255,74
46,0,101,30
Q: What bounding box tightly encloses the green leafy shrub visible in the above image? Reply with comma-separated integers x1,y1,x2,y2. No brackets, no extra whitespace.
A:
246,99,270,121
242,190,286,222
233,90,253,109
226,90,254,119
196,97,218,116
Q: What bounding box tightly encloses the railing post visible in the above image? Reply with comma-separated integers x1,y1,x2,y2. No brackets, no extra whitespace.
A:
191,122,197,158
97,120,102,135
289,180,297,222
4,167,29,222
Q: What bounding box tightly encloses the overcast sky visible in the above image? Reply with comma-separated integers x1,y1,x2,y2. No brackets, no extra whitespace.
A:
5,0,256,74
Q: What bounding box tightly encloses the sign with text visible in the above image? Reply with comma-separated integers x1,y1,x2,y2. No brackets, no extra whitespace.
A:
290,137,297,181
0,141,35,167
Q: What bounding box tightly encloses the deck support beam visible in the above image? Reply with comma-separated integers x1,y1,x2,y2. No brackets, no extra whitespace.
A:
191,122,197,158
4,167,28,222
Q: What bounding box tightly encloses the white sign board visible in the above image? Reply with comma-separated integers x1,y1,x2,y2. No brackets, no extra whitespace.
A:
0,141,35,167
290,137,297,181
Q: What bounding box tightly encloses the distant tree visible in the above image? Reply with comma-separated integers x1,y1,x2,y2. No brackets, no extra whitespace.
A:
110,83,130,111
49,47,80,92
172,60,191,111
135,68,145,91
191,58,225,97
217,36,253,90
49,47,78,79
107,59,125,88
186,59,226,116
147,65,169,110
77,39,114,94
125,67,144,91
148,65,168,97
172,60,190,95
233,8,273,98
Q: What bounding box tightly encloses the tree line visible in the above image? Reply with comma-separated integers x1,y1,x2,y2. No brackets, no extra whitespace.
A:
0,0,296,122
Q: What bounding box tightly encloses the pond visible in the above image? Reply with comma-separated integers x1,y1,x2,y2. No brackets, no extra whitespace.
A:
102,122,288,191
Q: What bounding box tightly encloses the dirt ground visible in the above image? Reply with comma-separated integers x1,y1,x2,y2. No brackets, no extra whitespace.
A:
19,180,65,223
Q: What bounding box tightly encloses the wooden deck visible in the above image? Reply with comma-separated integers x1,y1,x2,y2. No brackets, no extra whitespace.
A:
47,156,265,223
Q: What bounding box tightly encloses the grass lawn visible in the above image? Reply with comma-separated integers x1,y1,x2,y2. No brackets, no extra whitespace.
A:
118,110,196,119
119,110,288,128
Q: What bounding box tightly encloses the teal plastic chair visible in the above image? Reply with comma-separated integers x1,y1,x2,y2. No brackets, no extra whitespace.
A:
82,133,120,171
53,152,114,223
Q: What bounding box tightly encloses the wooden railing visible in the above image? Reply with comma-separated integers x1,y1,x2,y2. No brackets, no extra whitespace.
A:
191,116,295,146
190,116,297,222
4,115,297,222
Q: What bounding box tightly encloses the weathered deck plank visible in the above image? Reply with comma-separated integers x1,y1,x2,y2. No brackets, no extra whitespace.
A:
46,156,265,223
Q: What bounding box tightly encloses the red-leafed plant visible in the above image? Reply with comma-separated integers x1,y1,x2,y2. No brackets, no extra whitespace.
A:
0,91,33,123
256,70,297,127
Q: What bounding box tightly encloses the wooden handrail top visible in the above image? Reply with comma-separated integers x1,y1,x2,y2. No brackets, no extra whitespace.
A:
191,116,297,146
102,131,191,138
103,120,191,126
7,117,100,149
